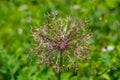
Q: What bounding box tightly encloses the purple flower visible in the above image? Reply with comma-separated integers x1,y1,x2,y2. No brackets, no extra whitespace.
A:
31,13,92,72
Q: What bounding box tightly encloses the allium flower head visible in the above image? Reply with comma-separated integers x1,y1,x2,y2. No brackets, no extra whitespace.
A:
31,12,92,72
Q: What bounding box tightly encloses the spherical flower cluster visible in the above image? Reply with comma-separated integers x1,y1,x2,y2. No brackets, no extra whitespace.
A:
31,12,92,72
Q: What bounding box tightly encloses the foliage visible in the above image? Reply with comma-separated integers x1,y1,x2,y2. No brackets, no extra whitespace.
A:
0,0,120,80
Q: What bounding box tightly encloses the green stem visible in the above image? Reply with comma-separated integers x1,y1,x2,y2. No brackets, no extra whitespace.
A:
58,51,62,80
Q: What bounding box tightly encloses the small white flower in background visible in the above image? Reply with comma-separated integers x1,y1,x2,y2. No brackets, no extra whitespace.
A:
18,28,23,35
102,48,107,52
72,5,80,10
18,5,28,11
101,45,114,52
81,8,86,12
26,16,32,23
107,45,114,51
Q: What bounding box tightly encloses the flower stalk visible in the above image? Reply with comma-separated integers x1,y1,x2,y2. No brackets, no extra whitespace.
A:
58,51,63,80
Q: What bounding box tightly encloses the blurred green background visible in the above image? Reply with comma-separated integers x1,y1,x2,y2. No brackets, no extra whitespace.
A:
0,0,120,80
